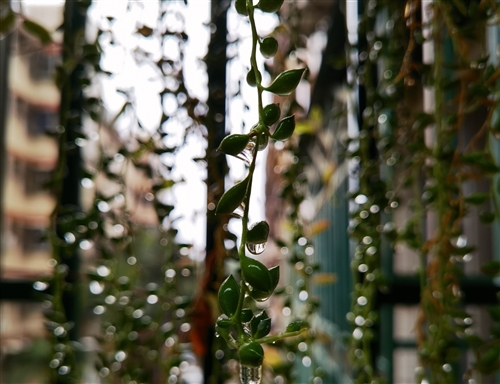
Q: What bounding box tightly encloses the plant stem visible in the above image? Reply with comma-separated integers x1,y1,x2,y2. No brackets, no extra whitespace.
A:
247,0,264,117
254,329,307,344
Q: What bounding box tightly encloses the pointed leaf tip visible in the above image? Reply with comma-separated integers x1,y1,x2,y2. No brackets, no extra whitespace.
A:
265,68,306,96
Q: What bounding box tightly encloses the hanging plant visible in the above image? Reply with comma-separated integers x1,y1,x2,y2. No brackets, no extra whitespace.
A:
214,0,309,382
346,1,500,383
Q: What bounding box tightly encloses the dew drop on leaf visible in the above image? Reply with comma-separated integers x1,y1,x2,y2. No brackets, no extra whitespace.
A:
236,141,255,165
246,242,266,255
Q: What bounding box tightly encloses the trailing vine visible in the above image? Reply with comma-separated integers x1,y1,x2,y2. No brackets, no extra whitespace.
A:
347,0,500,383
214,0,309,382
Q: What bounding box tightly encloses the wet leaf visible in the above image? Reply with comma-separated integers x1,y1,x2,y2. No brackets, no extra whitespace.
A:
272,115,295,141
216,177,249,215
216,315,233,328
251,311,271,338
464,192,490,205
260,36,278,58
265,68,306,96
262,103,280,126
235,0,248,16
480,260,500,276
241,308,253,322
285,320,307,333
0,11,15,35
247,221,269,244
257,0,284,13
238,341,264,367
23,20,52,44
217,134,250,156
218,275,240,317
479,211,496,224
241,254,272,292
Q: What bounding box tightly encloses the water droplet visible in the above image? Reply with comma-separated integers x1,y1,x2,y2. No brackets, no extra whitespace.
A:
455,235,467,248
89,280,104,295
180,323,191,332
49,359,60,368
115,350,126,362
355,316,365,326
357,296,368,306
81,178,94,189
94,305,106,315
58,366,70,375
127,256,137,265
64,232,75,244
355,194,368,205
352,327,363,340
246,242,266,255
236,142,255,165
147,295,158,304
33,281,49,291
240,365,262,384
233,202,246,218
362,236,373,245
302,356,312,367
298,237,307,246
98,201,110,212
133,309,144,319
97,265,110,277
75,138,87,147
358,264,369,273
54,326,66,337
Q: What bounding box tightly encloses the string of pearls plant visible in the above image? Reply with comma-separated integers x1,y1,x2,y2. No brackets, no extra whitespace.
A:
215,0,308,382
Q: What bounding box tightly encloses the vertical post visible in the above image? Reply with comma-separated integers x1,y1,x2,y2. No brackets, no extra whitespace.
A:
58,0,87,345
203,0,229,382
0,26,11,256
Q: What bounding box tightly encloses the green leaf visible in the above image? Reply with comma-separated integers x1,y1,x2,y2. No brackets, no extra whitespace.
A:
246,68,258,87
238,342,264,367
247,221,270,244
260,36,278,58
464,192,490,205
0,11,15,36
262,103,280,126
137,26,153,37
241,254,272,292
240,308,253,322
285,320,307,333
23,20,52,44
218,275,240,317
480,260,500,276
265,68,306,96
479,211,496,224
216,177,249,215
235,0,248,16
268,265,279,292
251,311,271,338
217,134,250,156
257,0,284,13
488,306,500,322
216,315,233,328
272,115,295,141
